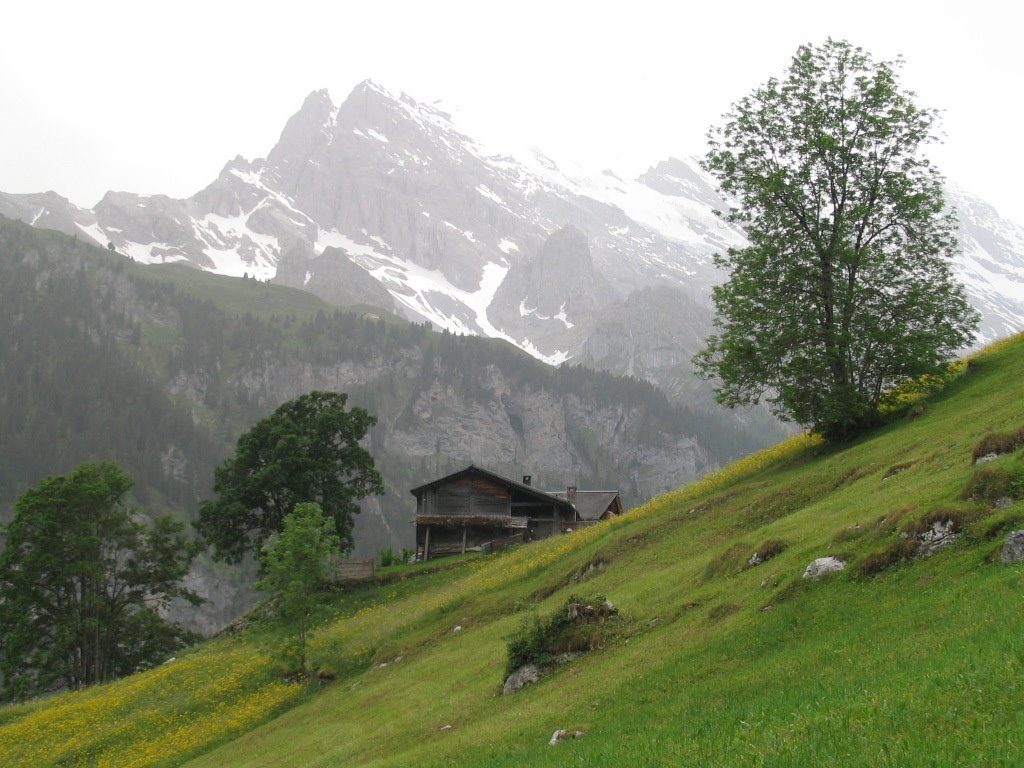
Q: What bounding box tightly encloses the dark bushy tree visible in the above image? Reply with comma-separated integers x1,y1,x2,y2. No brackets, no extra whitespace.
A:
695,39,978,440
0,462,200,701
196,391,383,562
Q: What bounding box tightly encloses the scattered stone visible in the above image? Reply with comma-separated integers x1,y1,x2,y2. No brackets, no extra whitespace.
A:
761,605,773,612
802,556,847,579
452,625,463,633
552,652,579,666
377,662,388,668
502,664,541,695
995,497,1014,509
648,617,661,627
847,523,861,530
975,452,999,465
748,552,764,567
394,656,404,663
163,657,176,665
917,519,961,556
440,724,453,731
549,729,586,746
1001,531,1024,563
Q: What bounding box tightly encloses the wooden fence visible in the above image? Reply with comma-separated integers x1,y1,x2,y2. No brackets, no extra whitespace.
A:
335,558,375,580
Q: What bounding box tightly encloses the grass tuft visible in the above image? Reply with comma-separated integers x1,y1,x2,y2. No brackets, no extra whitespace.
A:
962,466,1022,503
857,539,920,576
749,538,787,565
971,426,1024,462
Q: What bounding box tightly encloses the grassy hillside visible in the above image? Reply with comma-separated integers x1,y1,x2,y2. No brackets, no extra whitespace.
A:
3,332,1023,766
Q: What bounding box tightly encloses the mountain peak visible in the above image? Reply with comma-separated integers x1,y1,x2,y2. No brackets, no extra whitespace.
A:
348,79,399,103
301,88,335,111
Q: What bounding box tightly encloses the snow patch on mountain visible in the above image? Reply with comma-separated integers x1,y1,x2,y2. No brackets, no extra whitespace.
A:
76,221,108,247
519,300,574,329
475,184,505,205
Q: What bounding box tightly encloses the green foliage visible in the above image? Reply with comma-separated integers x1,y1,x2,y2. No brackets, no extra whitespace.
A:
196,392,384,562
505,594,613,677
257,503,341,674
0,462,200,701
377,547,414,567
696,39,978,441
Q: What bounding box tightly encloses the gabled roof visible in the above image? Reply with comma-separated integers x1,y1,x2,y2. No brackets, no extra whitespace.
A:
410,465,576,513
548,490,622,521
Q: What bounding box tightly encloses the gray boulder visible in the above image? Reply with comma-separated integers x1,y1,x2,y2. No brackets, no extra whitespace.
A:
917,520,961,557
502,664,540,695
1001,531,1024,563
802,556,846,579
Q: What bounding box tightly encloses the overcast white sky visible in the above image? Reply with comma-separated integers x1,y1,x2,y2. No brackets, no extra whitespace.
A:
2,1,1021,223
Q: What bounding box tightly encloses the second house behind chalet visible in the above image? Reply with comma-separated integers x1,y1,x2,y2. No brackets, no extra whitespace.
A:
411,465,623,560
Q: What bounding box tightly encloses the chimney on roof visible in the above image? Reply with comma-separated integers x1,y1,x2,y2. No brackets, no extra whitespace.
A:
567,485,577,500
522,475,532,486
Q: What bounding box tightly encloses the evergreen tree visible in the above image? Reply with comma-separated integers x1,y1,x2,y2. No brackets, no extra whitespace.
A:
695,39,978,440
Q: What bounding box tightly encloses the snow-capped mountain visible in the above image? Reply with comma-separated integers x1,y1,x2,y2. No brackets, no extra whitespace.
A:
2,79,1023,370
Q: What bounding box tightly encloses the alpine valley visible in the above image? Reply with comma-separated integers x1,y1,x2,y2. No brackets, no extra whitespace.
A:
2,81,1023,630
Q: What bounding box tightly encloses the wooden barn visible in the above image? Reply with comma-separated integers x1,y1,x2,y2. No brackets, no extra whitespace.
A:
411,465,623,560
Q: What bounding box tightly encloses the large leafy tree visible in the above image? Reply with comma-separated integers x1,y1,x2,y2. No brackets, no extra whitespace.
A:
196,391,383,562
257,502,340,674
0,462,200,701
695,39,978,440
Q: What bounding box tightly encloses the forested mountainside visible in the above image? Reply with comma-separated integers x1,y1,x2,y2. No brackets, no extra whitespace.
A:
0,216,785,629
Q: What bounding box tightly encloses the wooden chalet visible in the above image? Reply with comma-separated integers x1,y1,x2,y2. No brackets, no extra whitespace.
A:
411,465,623,560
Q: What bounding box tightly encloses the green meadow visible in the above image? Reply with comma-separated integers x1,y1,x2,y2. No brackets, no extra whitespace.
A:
3,332,1023,767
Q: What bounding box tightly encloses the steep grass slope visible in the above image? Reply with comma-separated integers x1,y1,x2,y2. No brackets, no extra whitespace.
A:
3,333,1024,767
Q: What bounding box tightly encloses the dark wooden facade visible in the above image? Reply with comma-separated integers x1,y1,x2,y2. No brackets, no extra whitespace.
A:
411,466,623,560
412,466,576,559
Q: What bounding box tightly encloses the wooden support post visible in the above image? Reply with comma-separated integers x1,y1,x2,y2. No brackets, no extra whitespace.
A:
424,526,431,561
461,526,468,554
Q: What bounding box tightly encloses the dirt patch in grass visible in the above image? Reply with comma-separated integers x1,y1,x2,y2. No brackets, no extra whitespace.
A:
857,539,919,577
883,460,918,480
972,426,1024,462
875,505,917,533
706,603,741,623
903,507,973,537
829,464,878,490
